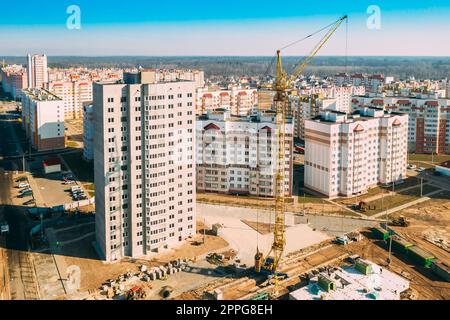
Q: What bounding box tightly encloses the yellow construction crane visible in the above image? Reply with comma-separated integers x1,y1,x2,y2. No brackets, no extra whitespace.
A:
255,15,348,277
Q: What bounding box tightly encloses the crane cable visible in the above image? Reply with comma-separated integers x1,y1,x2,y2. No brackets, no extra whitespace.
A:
263,17,346,78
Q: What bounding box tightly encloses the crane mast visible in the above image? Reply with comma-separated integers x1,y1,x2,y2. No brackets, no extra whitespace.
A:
255,15,348,276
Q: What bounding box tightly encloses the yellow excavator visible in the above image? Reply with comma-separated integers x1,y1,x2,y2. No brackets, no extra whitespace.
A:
255,15,348,282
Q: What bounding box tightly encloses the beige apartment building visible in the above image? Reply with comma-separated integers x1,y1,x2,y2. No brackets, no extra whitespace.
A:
196,86,258,116
304,108,408,198
93,71,196,261
47,80,93,120
352,96,450,154
196,109,293,197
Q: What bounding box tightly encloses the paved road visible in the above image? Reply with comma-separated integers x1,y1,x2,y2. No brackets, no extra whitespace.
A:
0,113,40,300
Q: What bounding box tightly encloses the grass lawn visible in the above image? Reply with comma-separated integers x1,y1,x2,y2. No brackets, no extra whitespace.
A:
61,152,94,184
408,153,450,164
362,184,440,216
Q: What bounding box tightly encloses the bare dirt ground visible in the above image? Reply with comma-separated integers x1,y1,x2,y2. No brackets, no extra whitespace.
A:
198,192,347,216
241,220,274,235
348,235,450,300
59,220,228,293
386,190,450,259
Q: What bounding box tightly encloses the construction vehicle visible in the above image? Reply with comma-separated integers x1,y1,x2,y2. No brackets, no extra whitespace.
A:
126,286,146,300
390,215,410,227
255,15,348,280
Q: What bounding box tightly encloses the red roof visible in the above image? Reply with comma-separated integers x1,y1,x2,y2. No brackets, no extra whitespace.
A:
203,93,213,98
238,91,247,96
353,124,364,132
260,126,272,131
43,157,61,167
397,100,411,105
219,92,229,96
204,123,220,131
392,119,401,126
425,101,439,107
371,99,384,105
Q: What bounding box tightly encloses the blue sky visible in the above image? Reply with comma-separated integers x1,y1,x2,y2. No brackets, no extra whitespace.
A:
1,0,449,56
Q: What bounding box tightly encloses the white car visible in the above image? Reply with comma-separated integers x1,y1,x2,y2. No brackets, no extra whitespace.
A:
64,180,76,185
417,167,426,172
18,182,29,188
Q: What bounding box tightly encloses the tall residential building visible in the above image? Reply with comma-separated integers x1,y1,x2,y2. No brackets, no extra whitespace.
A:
47,80,93,120
21,88,65,151
196,109,293,197
0,64,28,100
93,72,196,262
352,96,450,154
83,104,94,161
27,54,48,88
304,108,408,198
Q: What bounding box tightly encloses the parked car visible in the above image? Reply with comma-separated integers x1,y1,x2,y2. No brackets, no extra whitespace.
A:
20,187,32,194
64,180,76,185
407,164,417,170
417,167,426,172
19,191,33,198
18,182,29,188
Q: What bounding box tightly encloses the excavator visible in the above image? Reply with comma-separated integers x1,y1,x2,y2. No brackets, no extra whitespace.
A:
254,15,348,289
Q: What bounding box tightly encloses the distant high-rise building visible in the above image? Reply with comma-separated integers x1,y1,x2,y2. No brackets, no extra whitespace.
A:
27,54,48,88
93,72,196,262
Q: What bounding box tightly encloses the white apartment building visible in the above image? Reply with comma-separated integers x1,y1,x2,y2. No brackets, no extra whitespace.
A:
304,108,408,198
93,72,196,262
21,88,65,151
83,104,94,161
352,96,450,154
196,86,258,116
47,80,93,120
196,109,293,197
27,54,48,88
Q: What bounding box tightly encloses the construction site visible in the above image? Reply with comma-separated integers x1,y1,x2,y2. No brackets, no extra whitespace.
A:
1,15,449,303
70,16,448,301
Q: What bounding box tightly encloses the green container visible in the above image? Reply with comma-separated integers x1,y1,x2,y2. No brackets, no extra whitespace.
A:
391,237,414,254
355,259,373,275
372,227,390,241
408,246,435,267
318,275,336,292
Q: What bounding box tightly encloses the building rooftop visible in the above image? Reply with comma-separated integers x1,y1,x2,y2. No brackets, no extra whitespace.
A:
22,88,62,102
289,259,409,300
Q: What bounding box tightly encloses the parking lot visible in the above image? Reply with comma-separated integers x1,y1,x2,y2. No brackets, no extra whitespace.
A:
17,156,85,207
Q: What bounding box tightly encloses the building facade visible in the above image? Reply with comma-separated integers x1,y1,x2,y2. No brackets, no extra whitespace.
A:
83,104,94,161
352,96,450,154
27,54,48,89
196,86,258,116
47,80,93,120
304,108,408,198
0,65,28,100
21,88,65,151
196,109,293,197
93,74,196,261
